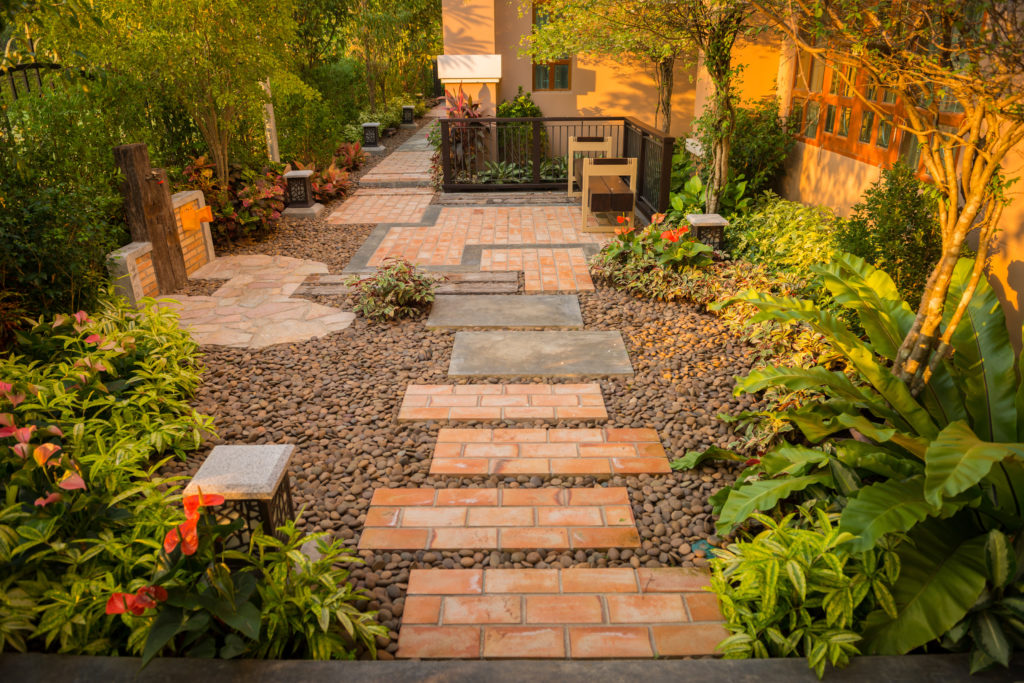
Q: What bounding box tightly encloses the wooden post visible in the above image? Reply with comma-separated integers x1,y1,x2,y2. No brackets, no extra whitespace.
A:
113,143,188,293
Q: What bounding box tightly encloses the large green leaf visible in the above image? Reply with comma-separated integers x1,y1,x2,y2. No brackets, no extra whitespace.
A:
715,472,833,533
834,439,923,479
736,366,876,405
839,476,964,553
923,420,1024,507
862,520,988,655
735,291,939,439
815,253,915,360
760,444,830,476
943,259,1016,441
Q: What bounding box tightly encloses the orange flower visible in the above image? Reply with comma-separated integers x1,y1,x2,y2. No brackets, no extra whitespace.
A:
679,225,690,234
183,490,225,520
651,213,666,225
616,215,627,224
164,516,199,555
105,585,168,616
614,225,635,236
661,230,680,243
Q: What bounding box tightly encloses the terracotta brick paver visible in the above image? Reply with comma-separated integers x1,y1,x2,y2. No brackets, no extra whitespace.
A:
359,487,640,551
396,568,728,659
480,248,595,292
428,427,669,477
398,383,607,422
326,187,433,225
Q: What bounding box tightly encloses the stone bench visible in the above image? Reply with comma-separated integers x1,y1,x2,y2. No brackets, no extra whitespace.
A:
185,444,295,547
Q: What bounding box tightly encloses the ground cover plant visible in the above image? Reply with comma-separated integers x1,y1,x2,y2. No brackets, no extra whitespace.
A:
345,258,443,321
0,295,383,660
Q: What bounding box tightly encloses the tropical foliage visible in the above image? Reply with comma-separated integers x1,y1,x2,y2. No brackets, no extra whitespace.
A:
346,258,443,321
0,297,382,659
690,253,1024,673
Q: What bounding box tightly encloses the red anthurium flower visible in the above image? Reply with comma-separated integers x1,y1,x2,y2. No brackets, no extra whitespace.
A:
34,492,62,507
105,592,137,615
616,215,627,224
614,225,635,236
12,443,28,458
164,517,199,555
84,334,102,344
183,490,225,520
651,213,666,225
33,443,61,467
0,427,13,438
58,471,86,491
661,230,680,243
679,225,690,234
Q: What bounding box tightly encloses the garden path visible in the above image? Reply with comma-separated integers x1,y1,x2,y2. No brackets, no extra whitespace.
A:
163,254,354,348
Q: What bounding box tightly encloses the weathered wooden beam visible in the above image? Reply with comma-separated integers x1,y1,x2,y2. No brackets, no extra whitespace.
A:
113,143,188,293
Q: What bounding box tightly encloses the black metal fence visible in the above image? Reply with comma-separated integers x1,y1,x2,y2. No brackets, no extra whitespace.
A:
439,116,675,216
0,63,62,103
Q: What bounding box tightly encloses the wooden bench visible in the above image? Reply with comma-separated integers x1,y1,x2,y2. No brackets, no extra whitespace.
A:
567,136,614,198
580,157,637,232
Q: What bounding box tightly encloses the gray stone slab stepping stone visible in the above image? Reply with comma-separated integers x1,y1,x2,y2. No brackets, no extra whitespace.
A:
427,295,583,329
449,331,633,377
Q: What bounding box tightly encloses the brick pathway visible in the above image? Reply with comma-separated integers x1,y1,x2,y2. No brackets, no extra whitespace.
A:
430,427,670,477
326,187,433,226
481,247,595,292
359,487,641,551
164,255,354,348
397,568,729,659
398,383,607,422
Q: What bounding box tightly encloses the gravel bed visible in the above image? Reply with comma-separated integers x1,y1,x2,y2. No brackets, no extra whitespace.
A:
165,284,763,655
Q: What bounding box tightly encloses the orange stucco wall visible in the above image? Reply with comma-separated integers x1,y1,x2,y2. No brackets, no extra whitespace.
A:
443,0,496,54
490,1,698,136
694,36,785,117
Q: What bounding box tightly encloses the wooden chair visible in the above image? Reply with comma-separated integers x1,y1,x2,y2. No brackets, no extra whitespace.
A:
567,136,614,197
580,157,637,233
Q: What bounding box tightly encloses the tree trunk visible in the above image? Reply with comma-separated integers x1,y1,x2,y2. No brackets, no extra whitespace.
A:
656,57,675,133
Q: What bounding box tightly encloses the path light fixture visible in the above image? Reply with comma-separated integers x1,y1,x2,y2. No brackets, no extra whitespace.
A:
362,121,385,153
402,105,416,127
685,213,729,252
185,444,296,549
283,169,315,209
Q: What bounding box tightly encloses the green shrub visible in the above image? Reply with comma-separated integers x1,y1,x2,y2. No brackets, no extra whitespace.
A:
837,163,942,306
692,254,1024,672
178,157,286,243
0,296,382,660
696,97,799,196
496,87,545,165
727,193,841,277
276,93,350,167
713,505,899,679
346,258,442,321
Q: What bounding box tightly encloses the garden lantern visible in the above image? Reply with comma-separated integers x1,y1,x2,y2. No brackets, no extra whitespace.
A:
362,121,384,152
685,213,729,252
402,105,415,126
284,170,314,209
184,444,296,549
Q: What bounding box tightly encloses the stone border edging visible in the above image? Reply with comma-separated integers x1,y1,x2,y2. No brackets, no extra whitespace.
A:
1,653,1014,682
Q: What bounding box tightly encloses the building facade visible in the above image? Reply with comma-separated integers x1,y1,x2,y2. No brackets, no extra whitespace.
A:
439,0,1023,338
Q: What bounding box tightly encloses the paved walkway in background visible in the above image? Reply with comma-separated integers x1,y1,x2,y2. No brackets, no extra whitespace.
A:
164,255,354,348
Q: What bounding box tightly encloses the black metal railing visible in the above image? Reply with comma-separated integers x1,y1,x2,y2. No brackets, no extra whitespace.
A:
439,116,675,216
